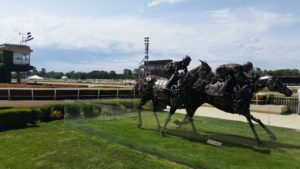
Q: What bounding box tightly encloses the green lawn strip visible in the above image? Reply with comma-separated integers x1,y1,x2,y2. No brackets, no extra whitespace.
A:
0,121,189,169
72,111,300,169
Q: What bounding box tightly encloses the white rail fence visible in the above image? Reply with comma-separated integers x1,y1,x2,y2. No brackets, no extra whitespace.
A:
267,96,298,114
0,88,135,100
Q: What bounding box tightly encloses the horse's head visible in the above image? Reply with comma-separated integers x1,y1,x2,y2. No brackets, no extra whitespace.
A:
198,60,213,77
265,76,292,97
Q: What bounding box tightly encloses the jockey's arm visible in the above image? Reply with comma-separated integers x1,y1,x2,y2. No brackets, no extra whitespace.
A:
183,67,188,73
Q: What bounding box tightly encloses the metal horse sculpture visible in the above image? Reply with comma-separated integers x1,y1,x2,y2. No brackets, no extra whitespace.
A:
174,63,293,144
134,61,212,131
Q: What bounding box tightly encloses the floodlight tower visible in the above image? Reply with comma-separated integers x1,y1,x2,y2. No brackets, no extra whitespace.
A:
144,37,149,76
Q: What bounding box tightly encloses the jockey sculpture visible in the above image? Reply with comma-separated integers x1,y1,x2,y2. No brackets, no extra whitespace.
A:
215,61,253,96
164,55,191,90
164,55,192,107
215,61,254,112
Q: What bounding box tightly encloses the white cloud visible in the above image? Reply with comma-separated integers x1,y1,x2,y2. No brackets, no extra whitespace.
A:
147,0,183,7
0,8,298,72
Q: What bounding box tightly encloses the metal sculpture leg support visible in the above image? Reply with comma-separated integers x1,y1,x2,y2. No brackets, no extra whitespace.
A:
160,107,177,136
245,115,262,144
250,115,276,140
152,99,161,129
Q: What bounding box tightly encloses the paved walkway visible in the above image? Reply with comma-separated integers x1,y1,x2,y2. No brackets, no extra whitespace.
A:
173,106,300,130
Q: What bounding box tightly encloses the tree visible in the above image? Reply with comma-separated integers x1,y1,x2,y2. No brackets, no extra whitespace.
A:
45,71,64,79
32,67,38,75
109,70,117,79
123,69,133,79
39,68,46,76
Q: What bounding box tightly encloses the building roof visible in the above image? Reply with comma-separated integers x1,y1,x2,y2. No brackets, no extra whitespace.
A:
144,59,172,65
0,43,33,54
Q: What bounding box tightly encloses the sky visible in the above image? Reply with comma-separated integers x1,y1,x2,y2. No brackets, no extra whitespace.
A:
0,0,299,73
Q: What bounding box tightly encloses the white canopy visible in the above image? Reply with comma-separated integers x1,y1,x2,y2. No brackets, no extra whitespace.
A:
61,76,68,80
28,75,44,80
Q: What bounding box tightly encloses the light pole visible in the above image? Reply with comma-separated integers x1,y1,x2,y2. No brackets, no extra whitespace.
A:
144,37,149,76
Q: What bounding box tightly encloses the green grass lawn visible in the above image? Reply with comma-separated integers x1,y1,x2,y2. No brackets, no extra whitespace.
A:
1,110,300,169
67,111,300,169
0,120,188,169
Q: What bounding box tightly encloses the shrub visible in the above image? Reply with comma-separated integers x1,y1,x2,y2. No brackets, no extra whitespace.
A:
0,108,38,130
39,104,64,122
50,110,64,120
101,107,112,115
98,99,166,112
82,104,101,118
65,104,81,119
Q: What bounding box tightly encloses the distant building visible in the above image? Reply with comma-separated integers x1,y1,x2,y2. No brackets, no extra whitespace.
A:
138,59,172,79
0,44,34,83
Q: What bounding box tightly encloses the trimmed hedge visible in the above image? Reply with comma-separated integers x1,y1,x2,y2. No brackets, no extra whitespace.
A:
0,108,38,130
0,104,65,131
98,99,166,111
0,99,166,131
65,104,81,118
39,104,64,122
82,103,101,118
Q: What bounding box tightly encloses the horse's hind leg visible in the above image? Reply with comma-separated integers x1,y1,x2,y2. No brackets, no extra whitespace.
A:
250,115,276,140
137,98,147,128
245,115,262,145
152,99,161,130
160,106,177,136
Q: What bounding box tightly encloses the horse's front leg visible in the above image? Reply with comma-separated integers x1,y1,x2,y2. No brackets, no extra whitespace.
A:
250,115,276,140
160,106,177,136
137,98,146,128
245,115,263,145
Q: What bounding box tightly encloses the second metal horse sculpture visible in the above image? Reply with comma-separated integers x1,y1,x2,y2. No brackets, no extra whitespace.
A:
172,63,293,144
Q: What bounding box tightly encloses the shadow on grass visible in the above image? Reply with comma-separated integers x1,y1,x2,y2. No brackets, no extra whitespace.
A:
160,128,300,154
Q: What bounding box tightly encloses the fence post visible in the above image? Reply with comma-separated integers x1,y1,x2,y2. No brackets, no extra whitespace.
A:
31,89,34,100
8,89,10,100
54,89,57,100
77,89,80,100
117,89,119,100
98,89,100,100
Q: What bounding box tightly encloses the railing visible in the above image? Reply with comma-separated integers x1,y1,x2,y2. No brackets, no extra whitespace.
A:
0,88,136,100
267,96,298,114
